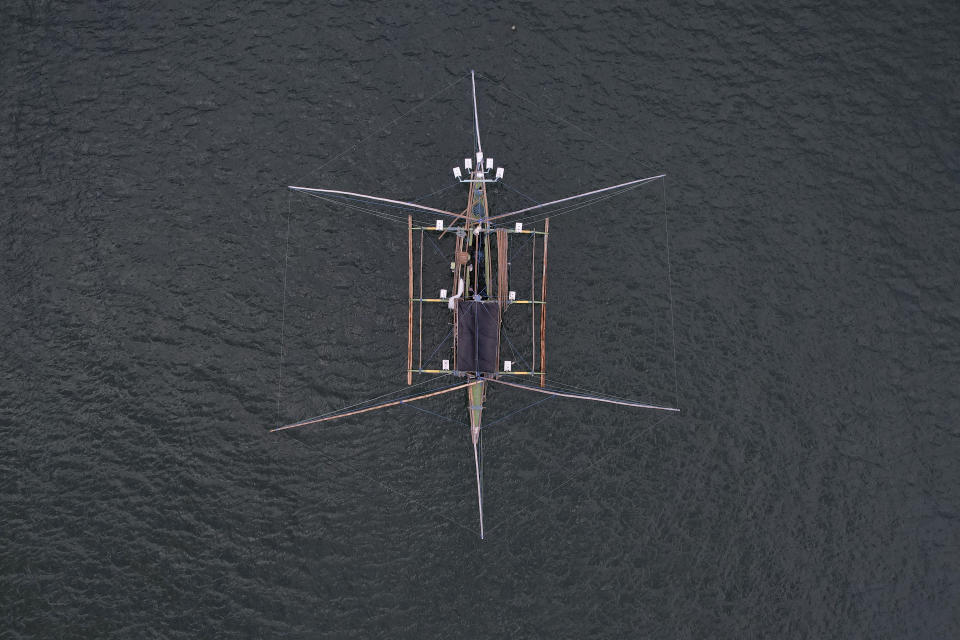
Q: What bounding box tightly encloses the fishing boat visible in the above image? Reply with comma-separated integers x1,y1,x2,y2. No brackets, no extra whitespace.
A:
274,71,678,538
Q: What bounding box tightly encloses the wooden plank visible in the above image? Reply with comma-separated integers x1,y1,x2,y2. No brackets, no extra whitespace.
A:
539,218,549,387
407,214,413,385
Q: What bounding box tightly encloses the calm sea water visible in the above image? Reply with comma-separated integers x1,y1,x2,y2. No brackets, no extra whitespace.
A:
3,1,959,638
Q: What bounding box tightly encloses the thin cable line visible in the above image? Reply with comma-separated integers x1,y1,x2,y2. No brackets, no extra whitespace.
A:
423,327,453,365
507,230,535,261
278,430,478,536
486,414,673,535
276,192,293,427
513,179,659,226
426,233,450,261
403,401,468,427
542,379,650,404
475,72,659,174
297,192,410,226
293,73,469,187
277,380,476,431
298,190,463,219
499,180,541,205
413,181,459,203
483,395,553,430
663,178,680,408
500,329,530,370
283,373,455,427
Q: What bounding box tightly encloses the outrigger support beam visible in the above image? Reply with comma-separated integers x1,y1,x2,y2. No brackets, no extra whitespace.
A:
407,214,414,385
271,380,482,432
486,378,679,412
288,186,470,222
540,218,549,387
485,174,666,222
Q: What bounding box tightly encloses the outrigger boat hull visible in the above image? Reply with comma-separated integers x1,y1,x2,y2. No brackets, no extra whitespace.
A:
274,70,678,539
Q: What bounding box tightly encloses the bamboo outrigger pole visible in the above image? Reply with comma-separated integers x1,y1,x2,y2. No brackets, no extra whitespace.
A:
271,380,482,432
488,378,679,412
418,228,424,371
531,233,537,371
484,174,665,222
540,218,549,387
287,186,470,222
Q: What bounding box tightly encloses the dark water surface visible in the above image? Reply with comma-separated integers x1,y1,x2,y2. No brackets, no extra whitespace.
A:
3,1,959,637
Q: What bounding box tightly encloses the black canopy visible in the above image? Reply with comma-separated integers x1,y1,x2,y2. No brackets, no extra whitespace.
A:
456,300,500,373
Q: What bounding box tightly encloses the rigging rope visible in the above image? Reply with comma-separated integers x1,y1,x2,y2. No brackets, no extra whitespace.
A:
275,192,294,427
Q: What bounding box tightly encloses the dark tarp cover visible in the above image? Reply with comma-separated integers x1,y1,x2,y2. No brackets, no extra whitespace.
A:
456,300,500,373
